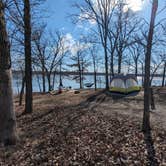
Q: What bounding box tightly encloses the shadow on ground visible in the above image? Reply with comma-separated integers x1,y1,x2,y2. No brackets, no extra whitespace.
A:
144,130,159,166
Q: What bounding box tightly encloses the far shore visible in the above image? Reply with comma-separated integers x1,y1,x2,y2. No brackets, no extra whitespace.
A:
12,70,164,77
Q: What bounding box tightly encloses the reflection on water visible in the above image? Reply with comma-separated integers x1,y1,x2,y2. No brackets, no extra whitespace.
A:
12,74,163,94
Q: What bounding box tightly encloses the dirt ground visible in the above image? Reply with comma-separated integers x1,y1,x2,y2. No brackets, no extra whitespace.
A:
0,88,166,165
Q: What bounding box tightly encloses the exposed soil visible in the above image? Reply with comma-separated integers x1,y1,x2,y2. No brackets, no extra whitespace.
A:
0,88,166,166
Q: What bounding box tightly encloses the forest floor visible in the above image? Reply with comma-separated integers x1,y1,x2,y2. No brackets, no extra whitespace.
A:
0,87,166,165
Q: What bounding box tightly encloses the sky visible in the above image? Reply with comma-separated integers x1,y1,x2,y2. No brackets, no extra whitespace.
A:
45,0,78,36
44,0,166,39
42,0,166,72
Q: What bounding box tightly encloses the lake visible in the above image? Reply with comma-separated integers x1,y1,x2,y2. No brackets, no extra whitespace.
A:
12,74,163,95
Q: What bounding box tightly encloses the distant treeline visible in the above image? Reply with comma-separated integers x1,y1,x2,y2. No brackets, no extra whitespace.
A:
12,70,163,77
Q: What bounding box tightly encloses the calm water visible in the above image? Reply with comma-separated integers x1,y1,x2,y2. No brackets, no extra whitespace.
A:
12,74,163,95
12,74,105,94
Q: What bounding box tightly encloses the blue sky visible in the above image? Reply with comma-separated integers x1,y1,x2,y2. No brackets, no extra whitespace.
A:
43,0,166,69
44,0,165,38
45,0,78,35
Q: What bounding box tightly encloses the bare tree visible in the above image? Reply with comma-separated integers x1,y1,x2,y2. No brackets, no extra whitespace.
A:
108,22,119,77
0,0,17,145
162,61,166,87
69,41,90,89
6,0,47,113
32,24,47,92
33,31,68,91
150,56,163,84
161,24,166,87
46,32,67,91
129,43,143,76
15,59,25,106
142,0,158,132
23,0,33,113
73,0,117,90
161,54,166,87
114,2,141,74
80,35,101,90
89,45,101,90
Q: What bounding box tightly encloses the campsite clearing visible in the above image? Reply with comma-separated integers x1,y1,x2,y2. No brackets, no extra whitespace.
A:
0,88,166,165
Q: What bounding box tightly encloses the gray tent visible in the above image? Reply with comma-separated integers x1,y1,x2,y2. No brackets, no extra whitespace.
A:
110,75,140,94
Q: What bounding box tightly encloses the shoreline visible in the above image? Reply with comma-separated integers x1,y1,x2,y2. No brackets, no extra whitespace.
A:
12,70,165,77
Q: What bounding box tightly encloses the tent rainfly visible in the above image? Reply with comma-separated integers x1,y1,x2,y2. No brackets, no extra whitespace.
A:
110,75,141,94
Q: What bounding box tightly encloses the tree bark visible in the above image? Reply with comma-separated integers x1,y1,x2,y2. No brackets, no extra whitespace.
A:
150,87,155,110
135,61,138,77
0,1,17,145
117,4,123,75
142,63,144,87
47,73,51,91
78,56,82,89
59,60,63,87
162,61,166,87
118,51,122,74
93,59,97,91
142,0,158,132
19,76,25,106
81,61,84,89
52,71,56,90
79,70,82,89
110,53,114,77
42,65,46,92
104,43,109,90
24,0,33,113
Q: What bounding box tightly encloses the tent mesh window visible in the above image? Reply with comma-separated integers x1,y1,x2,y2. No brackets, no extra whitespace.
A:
111,79,125,88
125,78,137,88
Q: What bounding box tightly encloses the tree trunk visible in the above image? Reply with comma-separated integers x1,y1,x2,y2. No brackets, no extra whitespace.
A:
135,61,138,77
117,5,123,75
104,44,109,90
150,87,155,110
47,74,51,91
19,76,25,106
118,50,122,74
59,61,63,87
81,62,84,89
94,71,97,90
142,63,144,87
142,0,158,132
52,71,56,90
79,70,82,89
42,67,46,92
0,2,17,145
93,61,97,90
24,0,33,113
78,57,82,89
162,61,166,87
110,53,114,77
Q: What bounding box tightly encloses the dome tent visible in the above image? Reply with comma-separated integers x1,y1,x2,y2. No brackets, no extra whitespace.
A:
110,74,141,94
